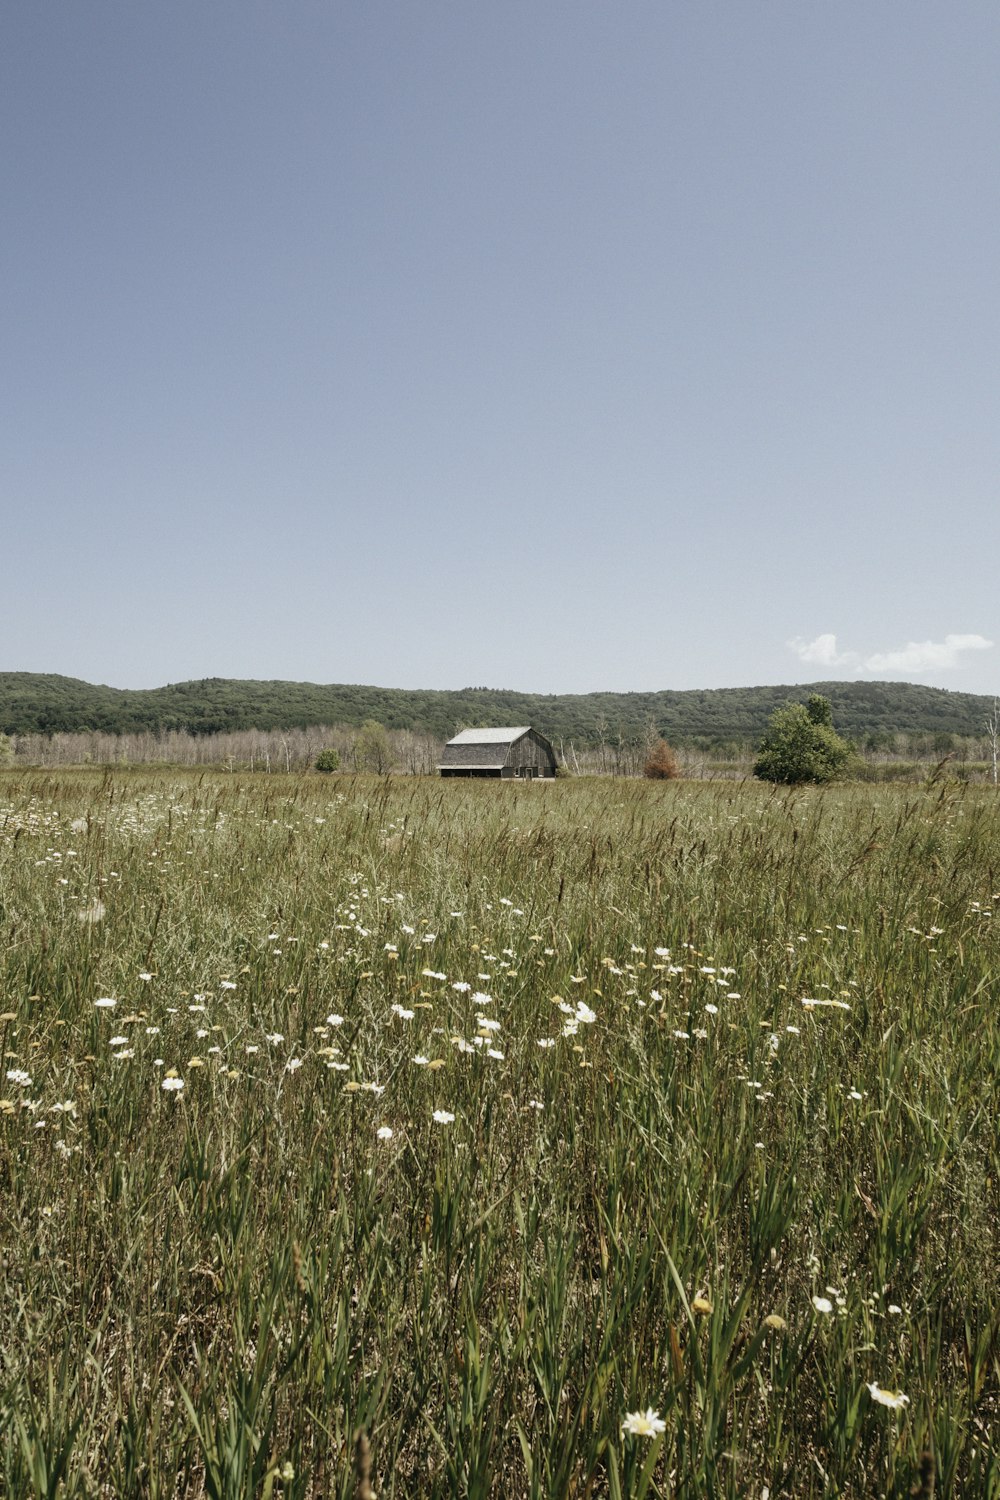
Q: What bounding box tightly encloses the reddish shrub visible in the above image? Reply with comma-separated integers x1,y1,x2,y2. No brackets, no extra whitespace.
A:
644,738,681,780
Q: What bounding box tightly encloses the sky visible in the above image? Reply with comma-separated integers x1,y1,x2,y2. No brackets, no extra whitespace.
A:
3,2,1000,696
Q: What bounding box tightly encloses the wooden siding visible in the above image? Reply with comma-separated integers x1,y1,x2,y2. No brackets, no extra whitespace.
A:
503,729,556,777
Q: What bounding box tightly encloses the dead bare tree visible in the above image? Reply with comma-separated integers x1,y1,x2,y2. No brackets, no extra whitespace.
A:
986,698,999,787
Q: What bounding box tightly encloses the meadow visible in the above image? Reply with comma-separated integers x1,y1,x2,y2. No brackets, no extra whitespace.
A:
0,769,997,1498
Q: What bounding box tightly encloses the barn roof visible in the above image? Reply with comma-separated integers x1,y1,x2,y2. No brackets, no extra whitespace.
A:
445,727,532,745
438,742,512,769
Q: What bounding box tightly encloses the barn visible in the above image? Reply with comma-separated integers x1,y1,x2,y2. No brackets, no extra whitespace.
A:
438,727,558,779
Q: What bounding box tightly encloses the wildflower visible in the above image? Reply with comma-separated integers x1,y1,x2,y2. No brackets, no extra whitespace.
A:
537,1038,556,1049
6,1069,32,1087
220,980,237,990
161,1071,184,1092
265,1033,284,1044
704,1003,719,1015
138,971,153,982
326,1014,344,1027
451,981,471,992
391,1004,415,1020
887,1303,902,1316
867,1383,909,1410
471,991,492,1005
575,1002,596,1024
94,998,117,1009
692,1296,713,1315
811,1295,834,1315
285,1058,303,1072
621,1408,666,1438
432,1109,455,1124
763,1314,787,1331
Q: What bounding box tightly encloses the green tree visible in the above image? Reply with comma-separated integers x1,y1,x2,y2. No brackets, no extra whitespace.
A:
314,748,340,773
806,693,833,727
0,733,12,766
753,699,851,785
354,720,394,775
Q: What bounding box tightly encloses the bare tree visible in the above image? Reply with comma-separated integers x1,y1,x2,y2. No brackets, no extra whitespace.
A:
986,699,999,787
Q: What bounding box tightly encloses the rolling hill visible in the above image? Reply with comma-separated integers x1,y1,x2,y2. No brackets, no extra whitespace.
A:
1,672,995,747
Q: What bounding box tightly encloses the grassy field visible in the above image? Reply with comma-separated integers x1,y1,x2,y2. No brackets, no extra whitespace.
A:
0,769,997,1498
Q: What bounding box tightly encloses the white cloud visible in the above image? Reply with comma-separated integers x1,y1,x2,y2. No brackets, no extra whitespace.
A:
862,634,993,674
788,632,993,677
787,634,860,669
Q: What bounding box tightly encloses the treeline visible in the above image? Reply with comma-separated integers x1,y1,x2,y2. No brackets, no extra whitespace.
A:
2,672,998,746
5,722,999,781
6,725,441,775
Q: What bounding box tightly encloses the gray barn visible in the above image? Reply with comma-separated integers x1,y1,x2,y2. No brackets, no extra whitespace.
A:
438,727,557,779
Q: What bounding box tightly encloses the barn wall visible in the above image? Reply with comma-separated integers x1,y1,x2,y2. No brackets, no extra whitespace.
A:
504,732,557,776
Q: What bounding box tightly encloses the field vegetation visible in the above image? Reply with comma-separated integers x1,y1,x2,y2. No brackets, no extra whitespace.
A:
1,769,998,1496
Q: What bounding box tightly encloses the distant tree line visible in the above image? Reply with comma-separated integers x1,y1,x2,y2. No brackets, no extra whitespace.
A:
4,715,1000,782
2,672,998,746
5,724,439,775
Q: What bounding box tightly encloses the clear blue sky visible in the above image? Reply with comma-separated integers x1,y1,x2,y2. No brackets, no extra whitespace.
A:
3,2,999,695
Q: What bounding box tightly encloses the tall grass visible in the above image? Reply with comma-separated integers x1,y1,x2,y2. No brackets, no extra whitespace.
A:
0,770,997,1496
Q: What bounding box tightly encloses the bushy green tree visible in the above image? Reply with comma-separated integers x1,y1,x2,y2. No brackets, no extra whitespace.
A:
354,720,394,775
314,748,340,773
753,698,851,785
806,693,833,727
0,733,13,766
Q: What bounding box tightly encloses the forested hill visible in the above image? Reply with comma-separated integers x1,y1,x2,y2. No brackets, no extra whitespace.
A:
1,673,995,746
